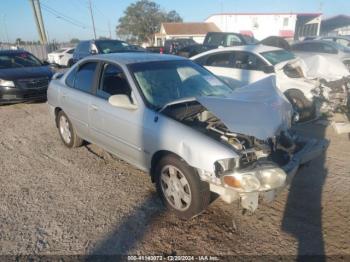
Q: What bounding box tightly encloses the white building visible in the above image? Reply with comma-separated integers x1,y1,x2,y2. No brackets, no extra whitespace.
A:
205,13,322,40
154,22,221,46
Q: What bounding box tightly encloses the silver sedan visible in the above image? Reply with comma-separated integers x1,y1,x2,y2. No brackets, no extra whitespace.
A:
47,53,328,219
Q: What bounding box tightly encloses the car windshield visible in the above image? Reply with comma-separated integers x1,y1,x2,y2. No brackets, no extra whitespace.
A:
95,40,133,54
55,48,68,53
260,50,296,65
333,41,350,53
129,60,234,109
241,35,259,44
0,52,43,69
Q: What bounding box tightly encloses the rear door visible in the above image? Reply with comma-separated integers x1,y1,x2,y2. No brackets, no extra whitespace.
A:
203,51,268,88
229,51,269,84
89,62,145,166
61,61,99,140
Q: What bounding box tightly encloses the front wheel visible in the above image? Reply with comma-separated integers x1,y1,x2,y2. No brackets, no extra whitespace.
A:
155,154,211,219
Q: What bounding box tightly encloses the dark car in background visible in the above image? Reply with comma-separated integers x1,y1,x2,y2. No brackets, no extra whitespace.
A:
72,39,145,64
0,50,53,105
177,32,258,57
163,38,197,54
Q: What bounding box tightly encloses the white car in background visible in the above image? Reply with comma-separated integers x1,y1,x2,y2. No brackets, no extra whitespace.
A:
47,47,75,67
191,45,325,121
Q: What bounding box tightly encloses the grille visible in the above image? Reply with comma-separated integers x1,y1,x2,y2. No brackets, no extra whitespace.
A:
16,77,49,89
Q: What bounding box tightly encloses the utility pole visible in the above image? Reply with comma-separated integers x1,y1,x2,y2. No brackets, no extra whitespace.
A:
88,0,97,39
29,0,47,44
34,0,47,44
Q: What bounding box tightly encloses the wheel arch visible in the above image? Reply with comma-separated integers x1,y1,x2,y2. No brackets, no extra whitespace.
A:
54,107,63,127
150,150,184,183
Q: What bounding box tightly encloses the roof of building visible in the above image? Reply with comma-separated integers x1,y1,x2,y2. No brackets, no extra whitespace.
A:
321,15,350,32
91,52,185,65
161,22,221,36
206,13,322,20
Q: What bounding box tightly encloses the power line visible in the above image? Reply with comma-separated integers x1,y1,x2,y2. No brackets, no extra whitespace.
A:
41,2,89,28
41,1,109,34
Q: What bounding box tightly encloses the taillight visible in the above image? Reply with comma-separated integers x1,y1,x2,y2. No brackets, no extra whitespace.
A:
160,48,164,54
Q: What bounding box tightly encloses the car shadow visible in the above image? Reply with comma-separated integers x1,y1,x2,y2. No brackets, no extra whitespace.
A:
87,192,164,257
281,121,328,260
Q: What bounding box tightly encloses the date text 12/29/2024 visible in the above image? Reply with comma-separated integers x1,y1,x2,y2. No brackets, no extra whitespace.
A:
127,255,220,261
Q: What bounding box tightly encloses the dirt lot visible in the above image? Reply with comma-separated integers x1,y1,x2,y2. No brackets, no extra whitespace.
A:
0,102,349,257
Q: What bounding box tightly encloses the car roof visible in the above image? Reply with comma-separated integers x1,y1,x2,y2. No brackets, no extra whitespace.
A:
193,44,283,57
0,49,31,55
293,40,337,46
91,52,186,65
321,36,350,40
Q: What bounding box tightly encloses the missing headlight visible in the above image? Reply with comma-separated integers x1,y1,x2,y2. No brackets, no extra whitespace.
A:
214,158,236,177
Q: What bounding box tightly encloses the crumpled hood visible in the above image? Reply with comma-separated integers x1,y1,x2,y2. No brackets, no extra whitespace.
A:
197,76,293,140
299,54,350,81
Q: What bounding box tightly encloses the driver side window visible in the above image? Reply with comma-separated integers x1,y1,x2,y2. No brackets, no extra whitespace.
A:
97,63,132,100
231,51,265,71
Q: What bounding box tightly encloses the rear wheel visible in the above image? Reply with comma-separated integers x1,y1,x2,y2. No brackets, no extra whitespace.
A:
57,111,83,148
155,154,210,219
285,89,316,122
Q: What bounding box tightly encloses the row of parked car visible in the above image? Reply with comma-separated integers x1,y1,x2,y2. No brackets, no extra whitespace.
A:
0,34,347,219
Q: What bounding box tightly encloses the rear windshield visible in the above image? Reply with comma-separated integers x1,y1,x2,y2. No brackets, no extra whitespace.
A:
95,40,133,54
260,50,296,65
0,52,43,69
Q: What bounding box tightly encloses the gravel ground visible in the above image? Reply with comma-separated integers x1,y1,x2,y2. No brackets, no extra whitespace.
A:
0,102,349,257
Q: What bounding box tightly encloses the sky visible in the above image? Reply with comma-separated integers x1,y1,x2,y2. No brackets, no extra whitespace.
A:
0,0,350,42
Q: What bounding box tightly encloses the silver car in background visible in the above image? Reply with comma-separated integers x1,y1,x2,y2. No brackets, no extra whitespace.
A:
47,53,328,219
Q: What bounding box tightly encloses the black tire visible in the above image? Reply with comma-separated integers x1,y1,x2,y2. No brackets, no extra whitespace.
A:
154,154,211,219
57,111,83,148
67,59,74,67
284,89,316,122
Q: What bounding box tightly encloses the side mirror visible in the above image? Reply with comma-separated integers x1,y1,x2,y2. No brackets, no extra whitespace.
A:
90,49,97,55
108,94,137,110
42,60,50,66
262,65,275,74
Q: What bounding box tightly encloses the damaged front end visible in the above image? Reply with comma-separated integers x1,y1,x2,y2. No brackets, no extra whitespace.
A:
161,77,329,212
282,56,350,116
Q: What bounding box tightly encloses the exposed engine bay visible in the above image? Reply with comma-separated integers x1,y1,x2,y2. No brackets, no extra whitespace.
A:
163,101,299,170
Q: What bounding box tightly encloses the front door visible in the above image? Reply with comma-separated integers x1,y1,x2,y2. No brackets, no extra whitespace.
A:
89,63,145,167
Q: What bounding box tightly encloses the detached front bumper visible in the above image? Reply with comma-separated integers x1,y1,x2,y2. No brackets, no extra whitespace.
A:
209,136,329,212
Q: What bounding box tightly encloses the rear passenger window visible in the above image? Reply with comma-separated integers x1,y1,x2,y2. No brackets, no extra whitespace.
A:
74,62,97,93
97,63,132,100
205,53,231,67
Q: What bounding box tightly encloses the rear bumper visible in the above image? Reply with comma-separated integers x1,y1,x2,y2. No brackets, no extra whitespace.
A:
0,88,47,105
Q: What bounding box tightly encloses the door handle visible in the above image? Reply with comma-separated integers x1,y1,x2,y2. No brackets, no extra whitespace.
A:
91,104,99,111
62,93,67,98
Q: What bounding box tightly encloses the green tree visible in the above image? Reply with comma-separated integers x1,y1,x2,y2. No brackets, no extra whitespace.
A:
70,38,80,44
116,0,182,44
